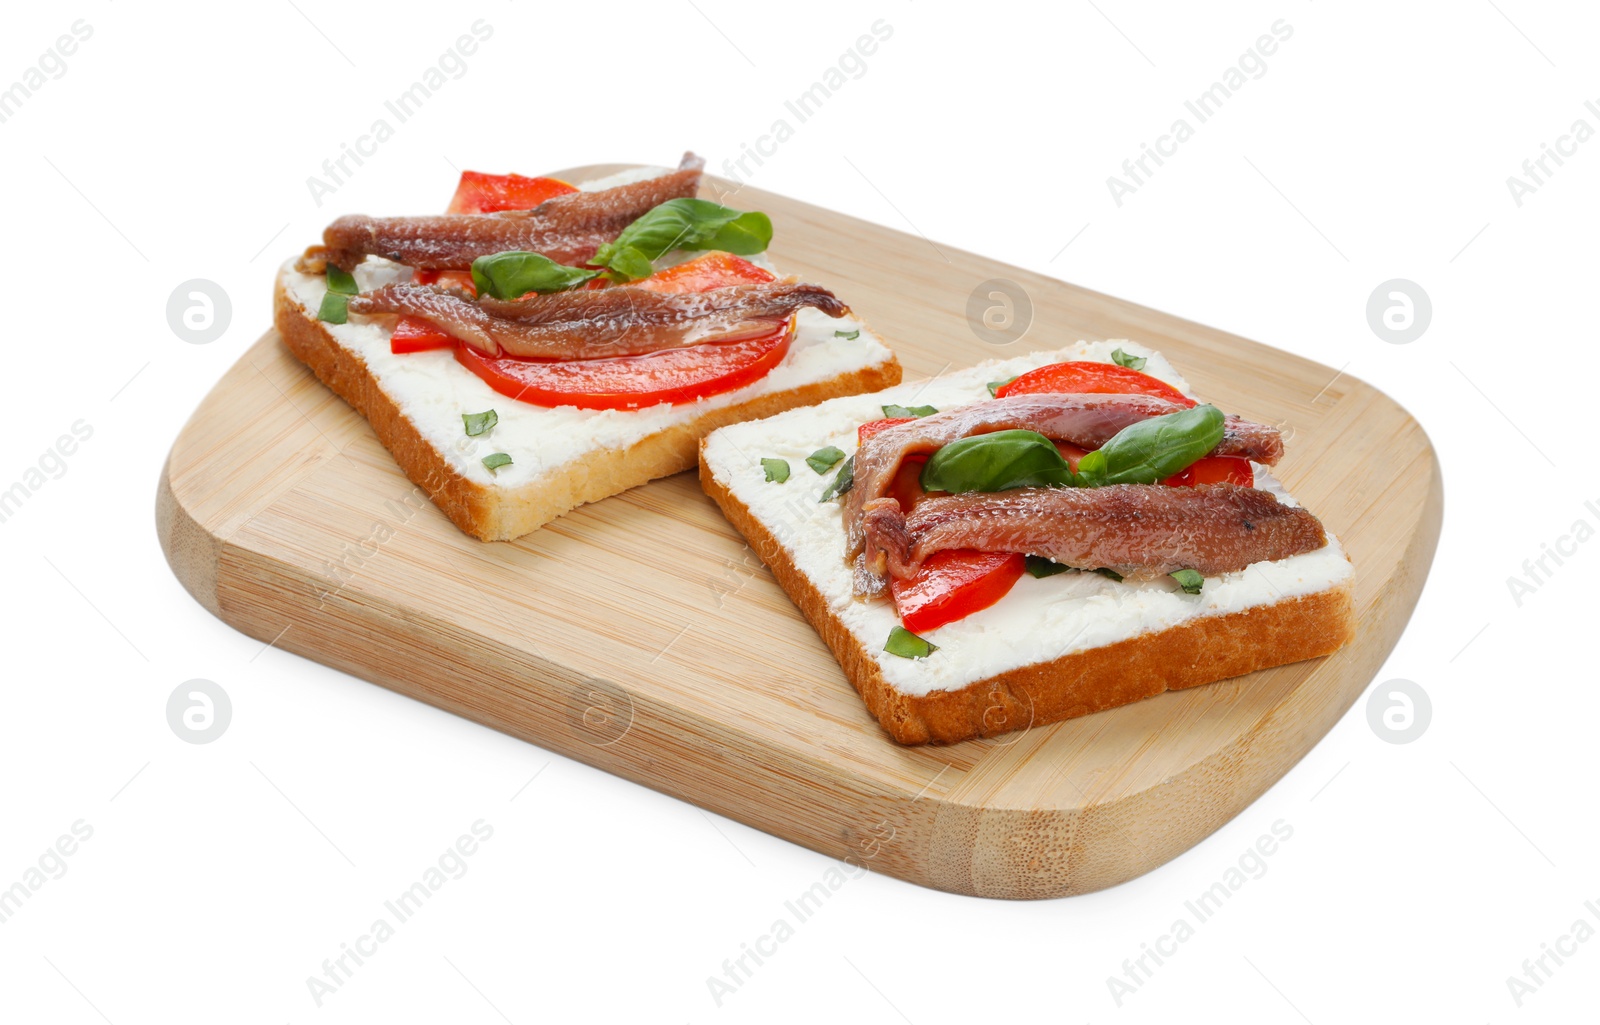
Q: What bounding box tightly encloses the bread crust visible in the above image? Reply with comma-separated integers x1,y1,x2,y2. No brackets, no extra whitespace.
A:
274,277,902,541
700,446,1355,745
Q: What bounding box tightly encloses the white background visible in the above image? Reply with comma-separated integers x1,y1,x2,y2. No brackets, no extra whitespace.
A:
2,1,1596,1021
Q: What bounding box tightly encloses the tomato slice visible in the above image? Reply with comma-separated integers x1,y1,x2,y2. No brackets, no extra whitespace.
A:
857,417,917,443
892,550,1026,634
446,172,576,214
454,321,793,410
628,251,774,293
1162,455,1254,487
997,361,1195,407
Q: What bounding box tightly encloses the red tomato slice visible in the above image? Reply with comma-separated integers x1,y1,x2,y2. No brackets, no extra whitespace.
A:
628,252,774,293
1162,455,1255,488
453,321,793,410
857,417,917,443
892,550,1026,634
446,172,576,214
997,361,1195,407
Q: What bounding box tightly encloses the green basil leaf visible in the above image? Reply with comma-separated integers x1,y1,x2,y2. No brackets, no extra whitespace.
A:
462,409,498,437
835,329,861,341
1074,404,1225,487
1170,569,1204,594
1110,346,1146,370
318,292,349,324
806,446,845,474
881,403,938,419
590,198,773,281
1094,567,1124,582
1025,555,1069,578
471,251,599,300
482,452,512,474
326,266,359,295
987,376,1017,398
761,458,791,483
820,455,855,502
884,625,938,659
919,429,1075,494
700,210,774,255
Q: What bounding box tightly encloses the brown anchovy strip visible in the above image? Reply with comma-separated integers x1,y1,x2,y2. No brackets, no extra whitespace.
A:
861,483,1327,581
346,281,848,359
842,393,1284,563
300,152,706,273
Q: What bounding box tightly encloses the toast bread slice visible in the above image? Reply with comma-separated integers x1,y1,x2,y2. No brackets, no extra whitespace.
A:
697,344,1354,745
273,269,901,542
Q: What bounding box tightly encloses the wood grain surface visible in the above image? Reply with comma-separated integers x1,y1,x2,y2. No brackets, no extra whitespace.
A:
157,165,1443,898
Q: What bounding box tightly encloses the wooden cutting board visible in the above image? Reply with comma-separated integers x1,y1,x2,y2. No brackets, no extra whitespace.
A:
157,165,1441,899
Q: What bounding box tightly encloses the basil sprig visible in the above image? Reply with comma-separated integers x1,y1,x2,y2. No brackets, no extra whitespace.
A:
482,452,512,474
1074,404,1224,486
761,458,791,483
917,405,1224,495
987,376,1017,397
590,198,773,281
920,430,1074,494
471,251,598,300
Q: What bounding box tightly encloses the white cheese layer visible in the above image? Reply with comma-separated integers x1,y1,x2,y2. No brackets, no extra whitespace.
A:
701,341,1354,698
280,167,893,489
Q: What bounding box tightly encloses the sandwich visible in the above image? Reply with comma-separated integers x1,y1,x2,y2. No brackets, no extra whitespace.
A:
698,341,1355,744
274,153,901,541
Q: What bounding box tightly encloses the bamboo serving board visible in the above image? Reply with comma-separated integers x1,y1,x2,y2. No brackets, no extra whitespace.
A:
158,165,1441,899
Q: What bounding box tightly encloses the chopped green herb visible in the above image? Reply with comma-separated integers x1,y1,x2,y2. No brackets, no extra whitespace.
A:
1025,555,1070,578
317,292,349,324
461,409,498,437
835,329,861,341
882,403,938,419
325,266,359,295
806,446,846,475
1170,569,1205,594
482,452,513,474
820,455,855,502
1093,567,1124,582
761,458,791,483
1110,347,1147,370
884,625,938,659
987,376,1017,398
